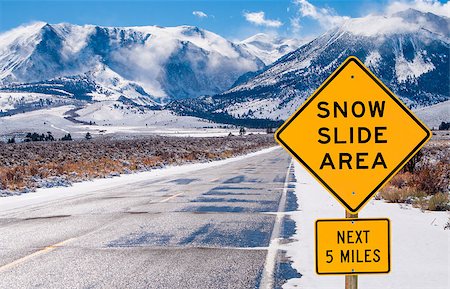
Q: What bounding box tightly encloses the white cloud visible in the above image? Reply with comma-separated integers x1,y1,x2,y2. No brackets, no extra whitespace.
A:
111,39,180,98
243,11,283,28
386,0,450,17
290,0,450,34
340,15,419,36
193,11,208,18
290,17,302,34
292,0,349,28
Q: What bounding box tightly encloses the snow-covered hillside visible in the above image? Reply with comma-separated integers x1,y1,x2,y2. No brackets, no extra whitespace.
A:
0,91,76,113
184,9,449,122
0,103,247,140
0,22,265,107
414,100,450,129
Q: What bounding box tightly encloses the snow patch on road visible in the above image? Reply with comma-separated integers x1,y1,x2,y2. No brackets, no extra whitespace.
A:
260,159,293,289
281,162,449,289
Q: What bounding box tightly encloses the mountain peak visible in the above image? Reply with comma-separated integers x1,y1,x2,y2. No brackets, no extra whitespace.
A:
335,8,449,39
211,8,449,122
179,25,206,38
41,23,53,29
0,21,47,43
394,8,448,19
393,8,450,38
241,33,275,43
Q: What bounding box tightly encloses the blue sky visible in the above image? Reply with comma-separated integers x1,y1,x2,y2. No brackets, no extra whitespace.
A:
0,0,448,39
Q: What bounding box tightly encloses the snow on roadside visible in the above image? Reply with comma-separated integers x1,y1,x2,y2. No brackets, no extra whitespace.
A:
282,161,449,289
0,146,279,214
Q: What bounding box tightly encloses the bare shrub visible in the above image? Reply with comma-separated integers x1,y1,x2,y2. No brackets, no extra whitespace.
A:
0,167,26,189
379,141,449,211
379,186,409,203
403,150,422,173
427,193,450,211
379,185,425,203
389,172,414,188
412,161,449,196
445,219,450,230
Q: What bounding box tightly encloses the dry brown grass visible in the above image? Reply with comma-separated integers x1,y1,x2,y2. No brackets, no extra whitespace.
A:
379,140,450,211
379,186,425,203
427,193,450,211
0,135,275,193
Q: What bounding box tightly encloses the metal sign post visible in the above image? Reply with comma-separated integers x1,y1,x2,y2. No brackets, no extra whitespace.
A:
345,211,358,289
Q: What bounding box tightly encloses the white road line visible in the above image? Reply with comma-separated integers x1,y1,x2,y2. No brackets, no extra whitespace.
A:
259,159,293,289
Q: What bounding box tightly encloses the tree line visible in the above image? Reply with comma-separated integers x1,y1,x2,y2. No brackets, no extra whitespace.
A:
6,132,93,143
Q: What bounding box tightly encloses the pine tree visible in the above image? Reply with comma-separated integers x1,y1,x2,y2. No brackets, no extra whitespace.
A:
62,134,73,141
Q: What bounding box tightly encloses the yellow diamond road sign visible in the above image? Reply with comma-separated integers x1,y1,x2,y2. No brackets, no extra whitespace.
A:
315,218,390,275
275,56,431,213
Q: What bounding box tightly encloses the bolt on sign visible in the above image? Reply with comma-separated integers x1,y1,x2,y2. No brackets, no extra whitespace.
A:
315,218,390,275
275,56,431,213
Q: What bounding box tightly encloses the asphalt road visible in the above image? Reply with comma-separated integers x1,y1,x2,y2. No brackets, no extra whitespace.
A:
0,148,298,289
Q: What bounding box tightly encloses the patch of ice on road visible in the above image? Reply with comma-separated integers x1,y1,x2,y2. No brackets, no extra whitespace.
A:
281,162,449,289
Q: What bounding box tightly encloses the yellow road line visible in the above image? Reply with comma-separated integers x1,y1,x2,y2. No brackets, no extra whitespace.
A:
159,192,183,203
0,192,184,272
0,238,75,272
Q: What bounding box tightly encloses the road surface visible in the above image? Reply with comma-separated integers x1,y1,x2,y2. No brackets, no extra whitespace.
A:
0,148,299,288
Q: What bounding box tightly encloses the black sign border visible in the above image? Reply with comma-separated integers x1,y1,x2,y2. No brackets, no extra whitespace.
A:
315,218,391,275
275,56,431,213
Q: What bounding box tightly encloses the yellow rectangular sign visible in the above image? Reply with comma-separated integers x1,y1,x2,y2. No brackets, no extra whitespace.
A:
315,218,390,275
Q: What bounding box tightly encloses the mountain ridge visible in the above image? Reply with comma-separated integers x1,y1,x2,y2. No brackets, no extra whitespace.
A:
174,8,449,122
0,22,283,106
0,9,448,128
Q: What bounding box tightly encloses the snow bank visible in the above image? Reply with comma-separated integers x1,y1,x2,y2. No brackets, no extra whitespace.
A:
282,162,449,289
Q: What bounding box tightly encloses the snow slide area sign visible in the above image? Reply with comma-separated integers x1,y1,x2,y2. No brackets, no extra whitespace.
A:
275,56,431,213
315,218,390,275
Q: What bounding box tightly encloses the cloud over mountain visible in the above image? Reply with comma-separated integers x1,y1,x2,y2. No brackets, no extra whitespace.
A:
243,11,283,28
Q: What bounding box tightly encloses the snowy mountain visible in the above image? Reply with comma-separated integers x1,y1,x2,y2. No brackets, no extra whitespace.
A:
239,33,304,65
177,9,449,122
1,10,448,130
0,22,265,109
